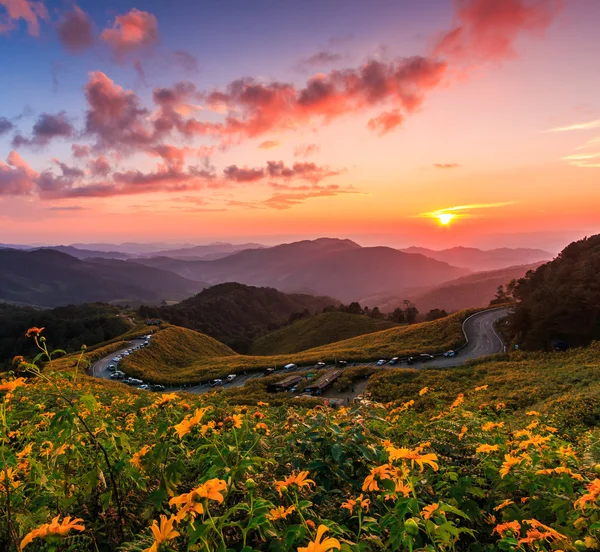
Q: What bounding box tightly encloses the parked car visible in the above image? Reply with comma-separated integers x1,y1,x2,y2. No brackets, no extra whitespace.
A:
264,367,276,375
389,357,399,365
337,360,348,368
125,378,143,385
111,357,120,362
211,379,223,387
150,384,166,392
226,374,237,382
110,371,125,380
376,359,387,366
284,363,297,371
315,361,326,368
138,384,150,390
107,364,117,372
419,353,435,361
443,350,457,357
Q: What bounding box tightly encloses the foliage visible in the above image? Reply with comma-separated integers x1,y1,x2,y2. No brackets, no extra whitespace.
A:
0,303,131,370
120,310,474,384
139,283,338,353
508,234,600,349
3,329,600,551
250,312,397,356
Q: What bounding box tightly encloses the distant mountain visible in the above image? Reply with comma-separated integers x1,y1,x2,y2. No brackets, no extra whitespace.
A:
33,245,132,260
140,242,267,260
412,263,544,313
70,242,197,255
139,282,339,352
400,246,552,271
134,238,469,302
249,311,398,356
0,249,206,307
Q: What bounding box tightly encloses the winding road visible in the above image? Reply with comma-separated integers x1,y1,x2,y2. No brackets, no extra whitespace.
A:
91,308,509,395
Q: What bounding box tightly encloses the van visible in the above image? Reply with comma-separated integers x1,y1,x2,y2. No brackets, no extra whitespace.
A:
284,363,297,371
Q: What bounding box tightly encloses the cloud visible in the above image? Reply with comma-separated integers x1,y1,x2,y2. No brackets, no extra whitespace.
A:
419,201,515,220
0,151,38,195
84,71,153,150
545,119,600,133
258,140,280,150
87,155,111,176
294,143,320,157
296,51,343,71
223,165,265,183
57,5,94,53
101,8,159,60
173,50,200,74
0,0,48,36
71,144,90,158
561,152,600,169
12,112,75,148
433,163,460,169
0,116,14,135
264,184,358,210
45,205,87,211
435,0,563,63
367,109,404,135
223,161,341,184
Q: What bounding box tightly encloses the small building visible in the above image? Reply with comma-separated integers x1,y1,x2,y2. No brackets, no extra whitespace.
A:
267,375,303,393
304,370,342,396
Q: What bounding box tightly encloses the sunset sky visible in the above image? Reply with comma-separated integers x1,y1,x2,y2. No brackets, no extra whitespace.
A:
1,0,599,251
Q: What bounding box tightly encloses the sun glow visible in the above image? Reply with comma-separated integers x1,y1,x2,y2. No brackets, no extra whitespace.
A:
437,213,456,226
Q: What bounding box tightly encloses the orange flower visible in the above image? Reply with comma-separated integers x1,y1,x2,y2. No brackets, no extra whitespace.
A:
499,454,523,478
362,464,394,492
575,479,600,510
450,394,464,410
143,514,180,552
267,505,295,521
474,385,488,391
476,444,499,454
173,407,209,438
421,503,440,520
130,445,152,470
298,524,341,552
169,479,227,522
0,377,27,393
458,426,468,440
482,422,504,431
25,327,44,337
419,387,430,396
254,422,270,435
386,444,439,471
341,494,370,513
494,499,514,511
20,516,85,550
536,467,583,481
232,413,243,429
493,520,521,537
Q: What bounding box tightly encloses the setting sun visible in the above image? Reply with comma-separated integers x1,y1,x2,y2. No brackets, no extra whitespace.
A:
437,213,456,226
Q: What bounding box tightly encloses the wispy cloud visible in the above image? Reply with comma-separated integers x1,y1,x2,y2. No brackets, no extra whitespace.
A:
419,201,515,219
545,119,600,133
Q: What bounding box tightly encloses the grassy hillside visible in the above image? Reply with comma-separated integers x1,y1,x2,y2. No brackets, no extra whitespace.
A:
3,336,600,551
249,311,398,355
121,310,473,383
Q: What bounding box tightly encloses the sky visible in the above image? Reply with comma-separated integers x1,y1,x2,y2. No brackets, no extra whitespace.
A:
0,0,599,251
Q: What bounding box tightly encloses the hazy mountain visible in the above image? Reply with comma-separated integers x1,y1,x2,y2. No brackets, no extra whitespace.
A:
33,245,132,260
69,242,198,255
400,246,552,271
0,249,206,307
134,238,469,302
411,262,544,313
139,242,267,260
139,282,338,352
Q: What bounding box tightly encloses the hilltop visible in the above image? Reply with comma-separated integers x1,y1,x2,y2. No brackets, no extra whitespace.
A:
120,310,471,383
139,282,338,352
249,311,398,355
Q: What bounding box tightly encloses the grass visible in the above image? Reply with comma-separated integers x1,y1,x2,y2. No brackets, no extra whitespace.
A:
119,310,474,384
249,311,398,355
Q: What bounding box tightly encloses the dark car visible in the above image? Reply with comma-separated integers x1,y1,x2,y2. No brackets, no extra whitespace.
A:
315,361,326,368
210,379,223,387
264,367,276,375
337,360,348,368
389,357,399,365
419,353,435,361
150,384,166,392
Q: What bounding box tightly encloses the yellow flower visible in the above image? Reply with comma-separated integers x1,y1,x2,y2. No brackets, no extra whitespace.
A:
386,444,439,471
458,426,468,441
450,394,464,410
500,454,523,478
476,444,499,454
232,413,243,429
419,387,430,396
0,377,27,393
173,407,209,438
130,445,152,470
558,445,577,459
341,494,370,513
575,479,600,510
267,505,295,521
474,385,488,391
421,503,440,520
536,467,583,481
275,470,315,496
494,499,514,511
196,478,227,502
526,410,540,416
143,514,180,552
362,464,394,492
254,422,270,435
481,422,504,431
20,516,85,550
298,524,341,552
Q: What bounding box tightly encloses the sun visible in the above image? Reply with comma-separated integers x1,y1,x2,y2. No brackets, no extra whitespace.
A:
436,213,456,226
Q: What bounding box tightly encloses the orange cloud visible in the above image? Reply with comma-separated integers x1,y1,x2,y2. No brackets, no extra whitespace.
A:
0,0,48,36
258,140,281,149
101,9,159,60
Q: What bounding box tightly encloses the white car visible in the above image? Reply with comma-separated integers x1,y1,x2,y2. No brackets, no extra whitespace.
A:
211,379,223,387
443,350,457,357
138,384,150,390
226,374,237,382
376,359,387,366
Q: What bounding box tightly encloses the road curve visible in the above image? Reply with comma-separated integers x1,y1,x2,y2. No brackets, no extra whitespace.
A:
89,308,509,394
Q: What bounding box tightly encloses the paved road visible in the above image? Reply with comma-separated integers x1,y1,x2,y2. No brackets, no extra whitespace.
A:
91,338,147,379
90,308,508,394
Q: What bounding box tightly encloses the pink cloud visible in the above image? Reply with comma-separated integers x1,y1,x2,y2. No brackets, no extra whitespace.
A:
0,151,38,195
258,140,280,150
435,0,563,63
12,112,75,148
0,0,48,36
433,163,460,169
71,144,90,158
367,109,404,135
56,5,93,53
294,143,320,157
88,155,111,176
101,8,159,60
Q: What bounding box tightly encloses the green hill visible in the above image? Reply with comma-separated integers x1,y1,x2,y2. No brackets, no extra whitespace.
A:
249,311,398,355
121,310,472,384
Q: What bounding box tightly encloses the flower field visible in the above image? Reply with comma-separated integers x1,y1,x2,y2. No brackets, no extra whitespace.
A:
2,331,600,550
